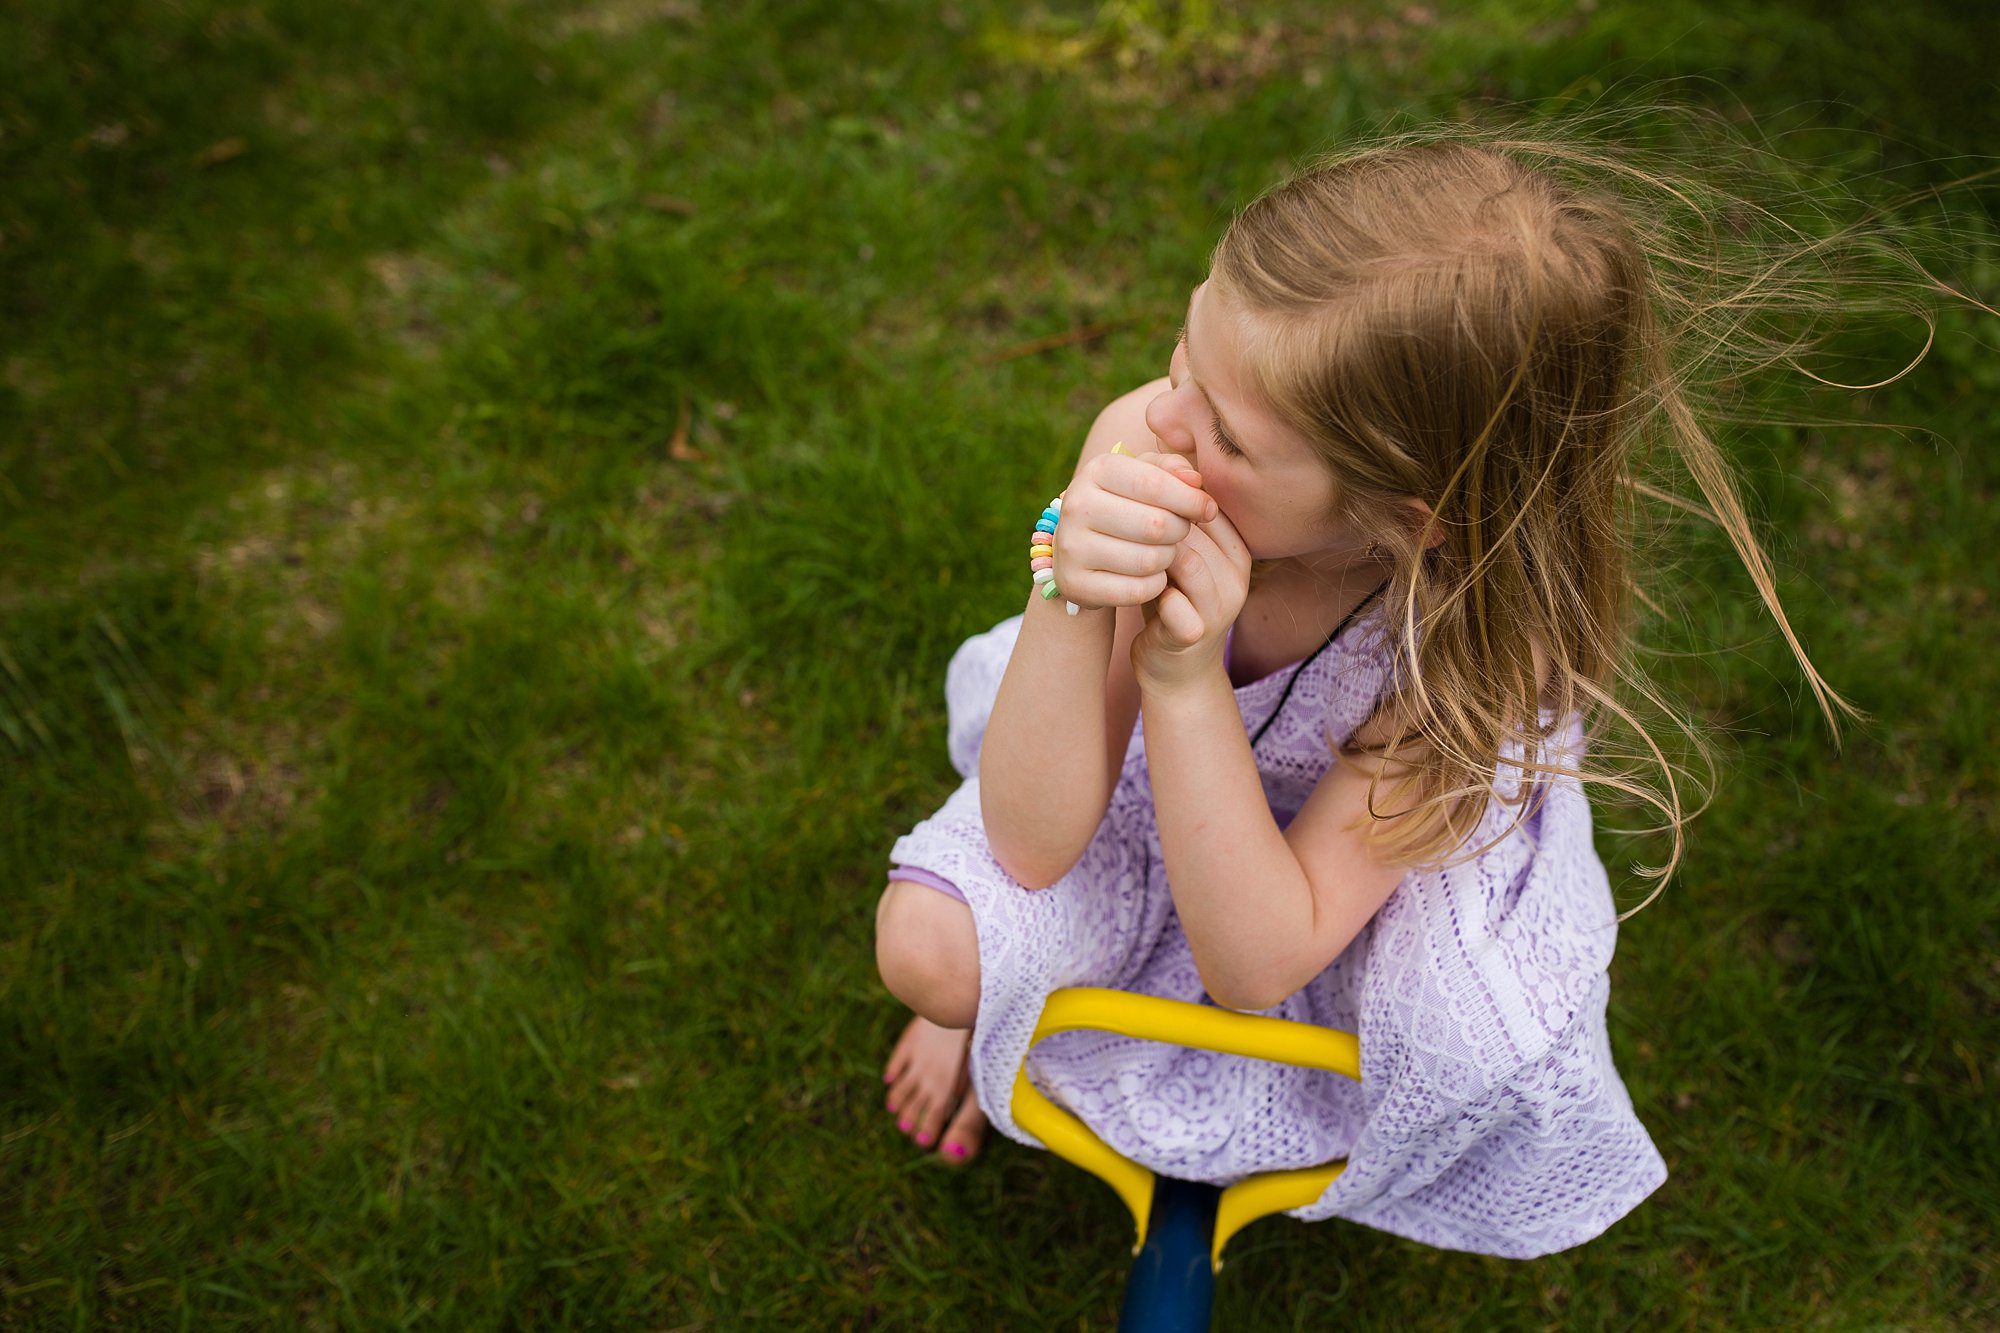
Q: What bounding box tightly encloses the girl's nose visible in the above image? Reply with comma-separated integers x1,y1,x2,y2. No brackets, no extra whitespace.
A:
1142,387,1183,451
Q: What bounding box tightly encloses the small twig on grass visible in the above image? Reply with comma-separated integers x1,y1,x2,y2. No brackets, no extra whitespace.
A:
669,392,707,462
977,315,1146,364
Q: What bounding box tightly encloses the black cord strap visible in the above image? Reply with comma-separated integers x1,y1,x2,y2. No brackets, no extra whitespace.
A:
1247,577,1393,750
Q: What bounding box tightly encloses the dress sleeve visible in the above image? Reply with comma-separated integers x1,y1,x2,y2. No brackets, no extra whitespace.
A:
944,613,1025,780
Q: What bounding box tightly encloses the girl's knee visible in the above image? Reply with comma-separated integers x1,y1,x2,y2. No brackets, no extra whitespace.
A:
875,879,981,1028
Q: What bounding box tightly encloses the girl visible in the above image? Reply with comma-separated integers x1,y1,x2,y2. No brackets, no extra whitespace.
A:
873,120,1938,1257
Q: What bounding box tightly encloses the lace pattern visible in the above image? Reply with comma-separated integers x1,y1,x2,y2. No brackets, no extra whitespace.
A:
887,607,1666,1258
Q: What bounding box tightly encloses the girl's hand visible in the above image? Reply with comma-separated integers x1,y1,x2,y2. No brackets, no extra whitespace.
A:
1132,498,1251,695
1048,447,1217,611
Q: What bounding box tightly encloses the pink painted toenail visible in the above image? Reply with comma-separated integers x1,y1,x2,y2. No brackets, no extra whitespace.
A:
947,1142,967,1158
898,1118,911,1131
883,1072,894,1082
917,1132,932,1145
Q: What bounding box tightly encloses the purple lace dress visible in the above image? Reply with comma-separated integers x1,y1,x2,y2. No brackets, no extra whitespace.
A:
886,603,1667,1258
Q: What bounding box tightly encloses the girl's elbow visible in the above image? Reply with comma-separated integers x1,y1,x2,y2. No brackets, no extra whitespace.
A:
989,841,1064,892
1203,973,1281,1014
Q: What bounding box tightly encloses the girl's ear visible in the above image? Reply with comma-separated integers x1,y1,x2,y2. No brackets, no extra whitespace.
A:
1398,496,1447,551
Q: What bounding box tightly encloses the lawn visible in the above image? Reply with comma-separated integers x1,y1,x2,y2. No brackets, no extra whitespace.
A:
3,0,1996,1326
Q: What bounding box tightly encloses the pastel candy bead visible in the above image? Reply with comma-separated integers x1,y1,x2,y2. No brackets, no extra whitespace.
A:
1035,496,1077,614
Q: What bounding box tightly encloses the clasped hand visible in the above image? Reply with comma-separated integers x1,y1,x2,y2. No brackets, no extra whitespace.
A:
1052,446,1251,694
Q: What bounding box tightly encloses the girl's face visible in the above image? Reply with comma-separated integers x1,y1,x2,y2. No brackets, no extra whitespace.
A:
1144,279,1367,568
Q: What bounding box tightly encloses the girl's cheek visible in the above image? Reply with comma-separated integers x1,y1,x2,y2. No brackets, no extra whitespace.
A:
1200,462,1240,515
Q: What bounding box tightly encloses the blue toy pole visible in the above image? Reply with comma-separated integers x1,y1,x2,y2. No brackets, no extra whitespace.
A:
1117,1177,1222,1332
1009,990,1360,1324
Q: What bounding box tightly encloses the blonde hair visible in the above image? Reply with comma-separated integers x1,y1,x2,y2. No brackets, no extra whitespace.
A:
1207,105,1981,915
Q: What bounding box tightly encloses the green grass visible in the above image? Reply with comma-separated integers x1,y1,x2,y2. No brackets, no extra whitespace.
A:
3,0,1997,1325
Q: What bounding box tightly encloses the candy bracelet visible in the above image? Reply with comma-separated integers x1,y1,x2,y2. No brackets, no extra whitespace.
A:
1031,440,1134,616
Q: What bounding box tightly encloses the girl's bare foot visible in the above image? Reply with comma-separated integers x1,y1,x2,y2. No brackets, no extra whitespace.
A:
882,1012,989,1164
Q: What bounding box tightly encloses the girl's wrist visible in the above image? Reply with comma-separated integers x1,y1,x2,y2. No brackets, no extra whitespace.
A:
1134,647,1231,705
1030,589,1111,621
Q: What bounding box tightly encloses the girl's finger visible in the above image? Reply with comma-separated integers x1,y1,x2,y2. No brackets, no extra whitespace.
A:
1072,488,1204,547
1135,447,1199,478
1147,456,1218,523
1192,501,1249,566
1158,464,1219,523
1101,451,1213,524
1167,536,1216,606
1153,554,1205,639
1158,586,1203,646
1063,527,1179,578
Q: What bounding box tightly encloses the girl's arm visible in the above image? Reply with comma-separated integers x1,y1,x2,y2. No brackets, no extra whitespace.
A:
980,396,1155,890
1142,670,1414,1012
979,590,1119,889
1140,670,1304,1009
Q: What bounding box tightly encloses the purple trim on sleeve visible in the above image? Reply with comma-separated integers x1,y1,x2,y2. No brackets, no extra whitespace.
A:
888,865,969,905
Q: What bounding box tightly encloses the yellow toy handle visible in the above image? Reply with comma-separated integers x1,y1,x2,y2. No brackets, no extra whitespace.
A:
1009,987,1360,1273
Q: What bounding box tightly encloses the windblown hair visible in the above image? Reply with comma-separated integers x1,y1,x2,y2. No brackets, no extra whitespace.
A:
1207,105,1971,915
